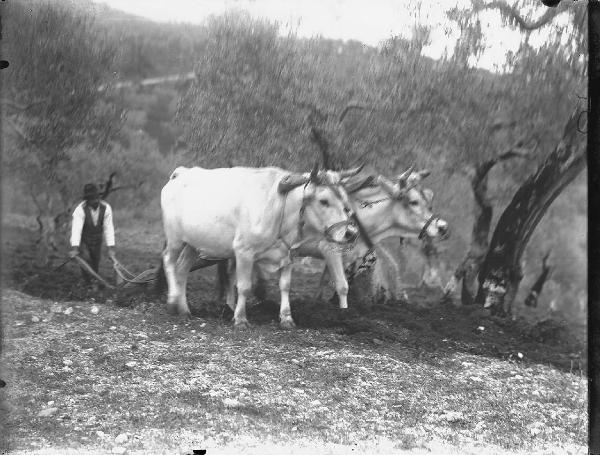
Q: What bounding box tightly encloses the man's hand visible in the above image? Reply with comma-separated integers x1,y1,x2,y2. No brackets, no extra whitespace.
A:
108,247,117,262
69,247,79,259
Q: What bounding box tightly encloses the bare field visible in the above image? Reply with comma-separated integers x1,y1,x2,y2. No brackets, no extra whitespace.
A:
0,220,587,454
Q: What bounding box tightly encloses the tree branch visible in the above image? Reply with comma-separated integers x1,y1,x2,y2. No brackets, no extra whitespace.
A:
474,0,571,31
310,126,335,169
2,97,48,112
474,135,534,184
103,183,144,197
338,103,373,124
497,141,536,161
524,250,553,308
99,172,117,199
6,117,34,144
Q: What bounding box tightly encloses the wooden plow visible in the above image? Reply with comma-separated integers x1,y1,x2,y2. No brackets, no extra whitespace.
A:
57,255,159,291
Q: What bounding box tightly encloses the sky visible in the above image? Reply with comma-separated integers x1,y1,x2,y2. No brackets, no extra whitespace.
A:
92,0,559,73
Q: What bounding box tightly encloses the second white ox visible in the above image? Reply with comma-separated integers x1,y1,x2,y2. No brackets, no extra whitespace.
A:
160,165,360,329
218,166,449,309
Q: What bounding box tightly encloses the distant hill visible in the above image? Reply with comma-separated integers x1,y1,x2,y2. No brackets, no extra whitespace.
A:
85,2,209,79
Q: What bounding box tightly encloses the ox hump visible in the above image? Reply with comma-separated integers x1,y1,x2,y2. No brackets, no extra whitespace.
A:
169,166,190,180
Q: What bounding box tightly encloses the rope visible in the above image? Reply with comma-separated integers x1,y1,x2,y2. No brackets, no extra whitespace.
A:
357,197,391,208
113,260,137,279
112,260,155,285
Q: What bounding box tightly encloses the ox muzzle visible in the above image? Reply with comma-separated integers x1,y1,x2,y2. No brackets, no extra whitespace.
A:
324,220,359,246
418,215,450,240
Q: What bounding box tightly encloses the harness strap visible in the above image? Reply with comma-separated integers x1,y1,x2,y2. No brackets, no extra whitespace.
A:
418,214,439,240
112,260,155,285
276,191,295,252
350,212,374,249
323,220,354,246
357,197,391,208
277,186,356,252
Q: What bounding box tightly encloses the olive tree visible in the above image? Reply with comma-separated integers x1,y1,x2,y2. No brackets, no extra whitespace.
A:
440,0,586,309
2,0,124,262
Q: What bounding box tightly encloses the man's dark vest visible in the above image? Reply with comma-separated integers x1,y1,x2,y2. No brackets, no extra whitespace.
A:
81,202,106,246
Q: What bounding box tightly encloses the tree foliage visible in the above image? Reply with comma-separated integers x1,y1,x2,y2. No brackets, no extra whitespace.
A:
177,13,308,167
2,0,126,261
3,0,124,209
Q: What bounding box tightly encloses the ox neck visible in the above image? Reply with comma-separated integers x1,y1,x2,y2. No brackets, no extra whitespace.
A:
353,186,420,244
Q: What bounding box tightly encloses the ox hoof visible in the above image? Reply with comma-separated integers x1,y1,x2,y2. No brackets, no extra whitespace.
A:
234,319,251,331
166,303,178,315
280,318,296,330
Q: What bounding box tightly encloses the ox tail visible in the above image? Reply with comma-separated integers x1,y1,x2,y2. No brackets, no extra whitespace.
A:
154,245,168,295
216,261,230,301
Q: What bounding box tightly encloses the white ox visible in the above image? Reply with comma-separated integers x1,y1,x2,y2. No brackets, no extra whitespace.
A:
218,166,449,309
160,165,360,329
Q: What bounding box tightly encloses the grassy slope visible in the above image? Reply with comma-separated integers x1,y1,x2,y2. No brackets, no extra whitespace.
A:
0,218,587,454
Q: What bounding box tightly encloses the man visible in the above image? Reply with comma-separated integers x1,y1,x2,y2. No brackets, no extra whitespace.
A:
69,183,117,285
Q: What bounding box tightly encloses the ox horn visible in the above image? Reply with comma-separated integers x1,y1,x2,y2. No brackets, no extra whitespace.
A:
418,169,431,179
338,165,364,179
377,175,401,198
397,165,415,184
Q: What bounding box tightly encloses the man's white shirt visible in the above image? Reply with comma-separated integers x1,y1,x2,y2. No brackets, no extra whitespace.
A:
70,200,115,247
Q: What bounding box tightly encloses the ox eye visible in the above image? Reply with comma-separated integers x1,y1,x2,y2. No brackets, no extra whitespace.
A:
319,199,329,207
409,200,419,206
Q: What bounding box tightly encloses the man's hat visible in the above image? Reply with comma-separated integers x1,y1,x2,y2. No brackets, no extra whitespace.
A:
83,183,100,200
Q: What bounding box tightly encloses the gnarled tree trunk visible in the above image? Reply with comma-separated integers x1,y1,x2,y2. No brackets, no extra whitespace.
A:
446,146,530,304
475,110,585,315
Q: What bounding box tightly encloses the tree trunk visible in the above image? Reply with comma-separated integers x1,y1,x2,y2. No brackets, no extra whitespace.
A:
446,138,533,304
446,159,503,304
475,110,585,315
31,192,69,265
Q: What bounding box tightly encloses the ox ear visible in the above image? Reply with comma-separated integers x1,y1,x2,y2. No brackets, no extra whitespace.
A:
278,173,309,194
423,188,434,203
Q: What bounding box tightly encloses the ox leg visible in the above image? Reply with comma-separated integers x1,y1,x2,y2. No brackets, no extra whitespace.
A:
173,244,196,317
323,251,349,309
163,243,185,315
233,253,254,330
225,260,237,311
314,265,330,301
279,264,296,329
253,265,268,304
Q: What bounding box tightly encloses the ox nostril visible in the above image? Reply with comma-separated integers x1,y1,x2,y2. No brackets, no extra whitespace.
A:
438,221,449,237
345,227,358,242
